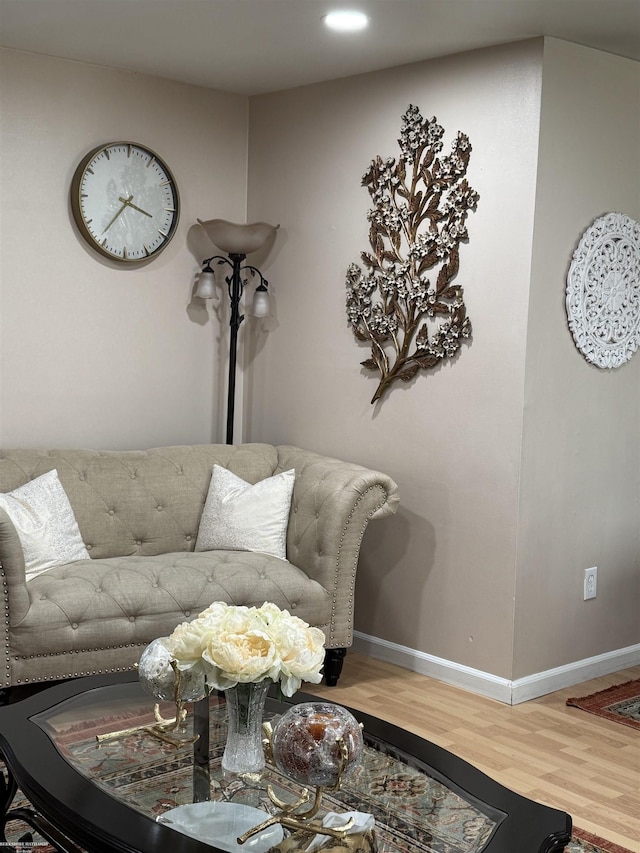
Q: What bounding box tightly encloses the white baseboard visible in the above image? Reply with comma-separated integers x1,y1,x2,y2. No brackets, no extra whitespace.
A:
511,644,640,703
352,631,640,705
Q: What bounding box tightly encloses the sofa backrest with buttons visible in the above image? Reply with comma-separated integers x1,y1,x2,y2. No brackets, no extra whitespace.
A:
0,444,399,689
0,445,278,560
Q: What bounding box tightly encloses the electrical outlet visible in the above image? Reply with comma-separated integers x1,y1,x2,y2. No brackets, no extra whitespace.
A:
584,567,598,600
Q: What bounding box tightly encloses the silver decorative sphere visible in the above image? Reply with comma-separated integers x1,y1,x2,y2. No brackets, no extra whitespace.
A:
138,638,206,702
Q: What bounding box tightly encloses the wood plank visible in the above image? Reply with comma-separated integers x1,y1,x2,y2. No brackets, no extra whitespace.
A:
310,653,640,852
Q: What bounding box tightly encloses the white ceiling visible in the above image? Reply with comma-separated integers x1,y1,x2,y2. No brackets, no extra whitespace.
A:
0,0,639,95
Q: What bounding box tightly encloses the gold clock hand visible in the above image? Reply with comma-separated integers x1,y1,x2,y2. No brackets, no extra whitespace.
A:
103,195,133,233
118,196,153,218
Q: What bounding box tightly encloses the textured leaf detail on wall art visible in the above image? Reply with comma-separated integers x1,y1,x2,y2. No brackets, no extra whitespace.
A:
345,104,479,403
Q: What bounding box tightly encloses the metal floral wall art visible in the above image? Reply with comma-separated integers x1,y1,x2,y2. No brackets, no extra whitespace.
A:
346,104,479,403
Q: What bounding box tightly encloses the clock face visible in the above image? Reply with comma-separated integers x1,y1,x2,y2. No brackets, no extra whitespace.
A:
71,142,180,262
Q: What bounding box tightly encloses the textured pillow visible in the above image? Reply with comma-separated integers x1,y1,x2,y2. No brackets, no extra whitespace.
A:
0,469,91,578
195,465,295,560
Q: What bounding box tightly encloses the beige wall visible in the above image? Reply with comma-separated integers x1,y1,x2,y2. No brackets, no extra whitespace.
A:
247,38,639,682
247,41,545,679
513,40,640,678
1,38,637,686
0,49,248,449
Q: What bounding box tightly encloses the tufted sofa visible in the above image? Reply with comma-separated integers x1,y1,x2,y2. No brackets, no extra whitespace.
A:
0,444,399,692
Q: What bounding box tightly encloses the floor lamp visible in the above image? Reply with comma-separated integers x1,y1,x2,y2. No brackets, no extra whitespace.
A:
195,219,279,445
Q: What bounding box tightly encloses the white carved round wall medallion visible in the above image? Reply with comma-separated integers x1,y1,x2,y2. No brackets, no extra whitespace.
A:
566,212,640,369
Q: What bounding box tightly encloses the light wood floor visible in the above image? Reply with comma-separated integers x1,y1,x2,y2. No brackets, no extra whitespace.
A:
310,653,640,851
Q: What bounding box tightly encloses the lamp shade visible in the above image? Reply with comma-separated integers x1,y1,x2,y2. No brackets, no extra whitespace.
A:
251,285,270,318
197,219,279,255
195,271,216,299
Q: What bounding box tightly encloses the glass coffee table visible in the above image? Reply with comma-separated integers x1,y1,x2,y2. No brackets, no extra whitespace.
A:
0,671,571,853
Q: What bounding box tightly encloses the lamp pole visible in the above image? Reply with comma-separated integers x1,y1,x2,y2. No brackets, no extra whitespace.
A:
226,253,245,446
200,253,269,445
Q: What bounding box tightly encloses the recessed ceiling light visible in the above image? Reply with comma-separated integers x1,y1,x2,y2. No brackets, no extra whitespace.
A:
323,10,370,32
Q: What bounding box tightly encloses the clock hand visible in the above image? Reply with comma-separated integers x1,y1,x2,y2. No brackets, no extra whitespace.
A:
118,196,153,218
103,195,133,233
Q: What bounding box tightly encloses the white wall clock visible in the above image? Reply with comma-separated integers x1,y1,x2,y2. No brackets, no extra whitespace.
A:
566,212,640,368
71,142,180,263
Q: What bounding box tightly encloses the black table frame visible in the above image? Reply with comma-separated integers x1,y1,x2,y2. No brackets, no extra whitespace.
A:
0,671,572,853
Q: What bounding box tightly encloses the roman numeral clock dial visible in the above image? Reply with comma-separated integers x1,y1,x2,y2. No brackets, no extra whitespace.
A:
70,142,179,262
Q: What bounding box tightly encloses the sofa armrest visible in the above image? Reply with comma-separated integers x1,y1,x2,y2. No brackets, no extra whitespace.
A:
0,508,30,686
0,507,30,617
277,446,399,648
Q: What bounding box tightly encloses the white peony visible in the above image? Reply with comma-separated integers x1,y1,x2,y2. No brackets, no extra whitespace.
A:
266,615,326,696
202,627,279,689
198,600,233,623
164,618,211,661
159,601,325,694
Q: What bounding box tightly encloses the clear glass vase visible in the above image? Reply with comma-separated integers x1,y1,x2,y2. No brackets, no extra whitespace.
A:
222,681,270,775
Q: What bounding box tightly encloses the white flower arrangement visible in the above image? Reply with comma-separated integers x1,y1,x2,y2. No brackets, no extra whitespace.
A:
163,601,325,697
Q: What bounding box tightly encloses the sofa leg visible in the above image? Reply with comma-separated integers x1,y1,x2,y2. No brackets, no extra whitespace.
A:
0,688,10,707
324,648,347,686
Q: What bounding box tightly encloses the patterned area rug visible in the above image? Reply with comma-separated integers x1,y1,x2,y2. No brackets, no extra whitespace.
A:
569,828,636,853
566,679,640,730
1,691,635,853
6,697,501,853
4,812,634,853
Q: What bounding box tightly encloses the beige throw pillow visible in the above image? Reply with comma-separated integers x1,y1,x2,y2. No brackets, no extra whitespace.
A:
0,469,90,578
195,465,295,560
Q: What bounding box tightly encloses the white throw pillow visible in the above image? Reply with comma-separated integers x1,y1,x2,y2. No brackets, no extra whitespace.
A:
195,465,295,560
0,469,91,578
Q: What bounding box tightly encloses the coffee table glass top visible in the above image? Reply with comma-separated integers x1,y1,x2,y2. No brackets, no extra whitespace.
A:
32,682,501,852
0,672,572,853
